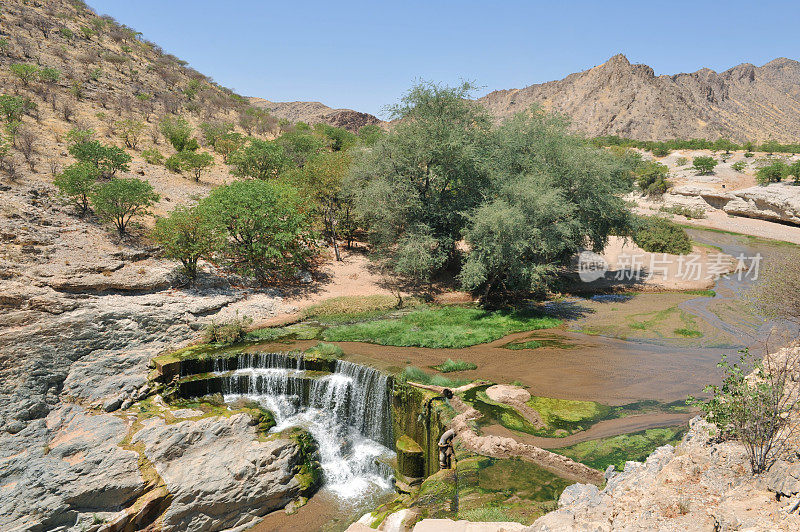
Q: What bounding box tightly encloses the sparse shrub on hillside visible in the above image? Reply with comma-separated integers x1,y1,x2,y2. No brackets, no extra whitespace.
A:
632,216,692,254
141,148,164,165
789,161,800,182
0,95,36,123
9,63,39,86
115,119,145,149
744,151,754,158
69,80,84,100
693,156,718,175
16,128,38,171
214,132,246,162
61,102,75,122
183,79,202,101
229,138,291,179
635,160,671,196
68,140,131,177
165,150,214,181
80,25,98,40
689,349,800,474
0,38,10,54
54,162,100,216
731,161,747,172
674,157,688,166
756,161,788,185
199,121,233,148
91,177,159,235
651,145,671,157
58,27,74,40
159,116,196,152
65,127,95,147
152,204,223,281
200,179,317,284
89,67,102,81
38,67,61,85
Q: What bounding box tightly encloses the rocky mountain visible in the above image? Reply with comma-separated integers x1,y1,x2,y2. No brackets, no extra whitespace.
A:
478,54,800,143
249,97,382,132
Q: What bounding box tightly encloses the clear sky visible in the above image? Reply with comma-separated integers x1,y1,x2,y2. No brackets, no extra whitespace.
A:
87,0,799,119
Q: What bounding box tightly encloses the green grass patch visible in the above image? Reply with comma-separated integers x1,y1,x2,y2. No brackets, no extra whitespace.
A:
433,359,477,373
322,306,561,348
553,426,687,471
682,289,716,297
245,323,323,342
303,342,343,359
674,328,703,338
300,294,422,324
527,396,613,427
399,366,471,388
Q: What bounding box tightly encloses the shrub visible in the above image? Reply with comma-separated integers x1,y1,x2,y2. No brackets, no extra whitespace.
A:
632,216,692,254
38,67,61,84
744,152,754,158
789,161,800,182
651,145,671,157
58,27,74,39
202,312,253,344
693,156,718,175
54,162,100,215
635,160,671,196
199,179,317,284
674,157,688,166
659,205,706,219
0,95,37,123
199,121,233,147
152,204,223,281
91,177,159,235
731,160,747,172
165,150,214,181
141,148,164,165
159,116,196,152
756,161,788,185
229,138,291,179
689,349,800,473
115,119,145,150
9,63,39,86
69,140,131,177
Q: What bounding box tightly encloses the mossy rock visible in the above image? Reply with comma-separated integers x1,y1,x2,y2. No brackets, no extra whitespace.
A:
396,435,425,479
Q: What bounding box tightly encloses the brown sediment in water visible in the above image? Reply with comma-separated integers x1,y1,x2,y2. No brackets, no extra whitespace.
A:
481,411,694,449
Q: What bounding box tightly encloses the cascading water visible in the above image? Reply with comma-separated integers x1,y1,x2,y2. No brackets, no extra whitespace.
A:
216,353,395,501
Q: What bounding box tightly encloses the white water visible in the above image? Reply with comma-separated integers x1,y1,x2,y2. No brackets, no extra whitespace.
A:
218,354,395,501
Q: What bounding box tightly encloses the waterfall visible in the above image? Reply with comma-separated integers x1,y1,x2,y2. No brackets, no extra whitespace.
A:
216,352,395,501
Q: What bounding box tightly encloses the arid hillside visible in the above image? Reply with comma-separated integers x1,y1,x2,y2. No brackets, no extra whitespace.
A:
248,97,382,132
478,54,800,142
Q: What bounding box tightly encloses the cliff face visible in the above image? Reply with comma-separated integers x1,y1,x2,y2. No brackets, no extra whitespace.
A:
478,54,800,142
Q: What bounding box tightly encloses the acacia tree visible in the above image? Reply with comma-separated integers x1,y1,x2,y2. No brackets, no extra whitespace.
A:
229,139,291,179
54,162,100,215
91,177,159,235
200,180,317,284
152,205,223,282
693,156,718,175
349,81,491,283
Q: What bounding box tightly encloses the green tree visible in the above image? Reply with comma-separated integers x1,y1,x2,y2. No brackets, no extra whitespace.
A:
152,205,223,281
357,124,383,146
200,179,316,284
276,129,326,165
53,162,100,216
159,116,196,152
165,150,214,181
760,140,782,155
0,95,36,123
38,67,61,85
68,140,132,177
9,63,39,86
756,161,788,185
788,161,800,182
199,121,234,148
91,178,159,235
214,132,246,163
350,81,491,282
635,160,671,196
632,216,692,254
712,138,738,154
115,119,145,150
229,138,291,179
693,156,718,175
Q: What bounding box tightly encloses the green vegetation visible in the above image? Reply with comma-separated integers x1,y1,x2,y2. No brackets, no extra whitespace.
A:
68,139,131,177
632,216,692,254
592,135,800,155
731,160,747,172
300,294,420,323
554,427,686,470
115,118,145,149
152,205,223,281
141,148,164,165
159,116,197,152
323,306,560,348
202,312,253,344
692,156,718,175
433,359,477,373
201,179,316,284
9,63,39,86
91,178,159,235
756,160,789,185
229,138,291,179
165,150,214,181
659,205,706,219
528,396,612,430
0,94,37,123
54,162,99,216
674,156,688,166
635,160,671,196
398,366,471,388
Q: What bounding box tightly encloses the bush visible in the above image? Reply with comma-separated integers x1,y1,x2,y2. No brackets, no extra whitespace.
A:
54,162,100,216
9,63,39,86
0,94,36,123
689,349,800,473
159,116,196,152
674,157,688,166
200,179,317,284
693,156,718,175
651,145,671,157
632,216,692,254
68,140,131,177
731,161,747,172
91,177,159,235
38,67,61,84
165,150,214,181
115,119,145,150
789,161,800,182
229,138,291,179
141,148,164,165
152,205,223,281
635,160,671,196
202,313,253,344
756,161,788,185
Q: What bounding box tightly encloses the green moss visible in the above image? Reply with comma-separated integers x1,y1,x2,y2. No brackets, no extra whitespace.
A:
323,306,561,348
396,434,423,453
527,396,612,425
553,426,687,471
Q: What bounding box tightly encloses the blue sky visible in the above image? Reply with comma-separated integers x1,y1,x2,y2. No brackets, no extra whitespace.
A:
87,1,799,119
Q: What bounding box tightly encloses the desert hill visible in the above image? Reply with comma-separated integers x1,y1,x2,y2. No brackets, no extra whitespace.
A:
248,96,381,132
478,54,800,143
